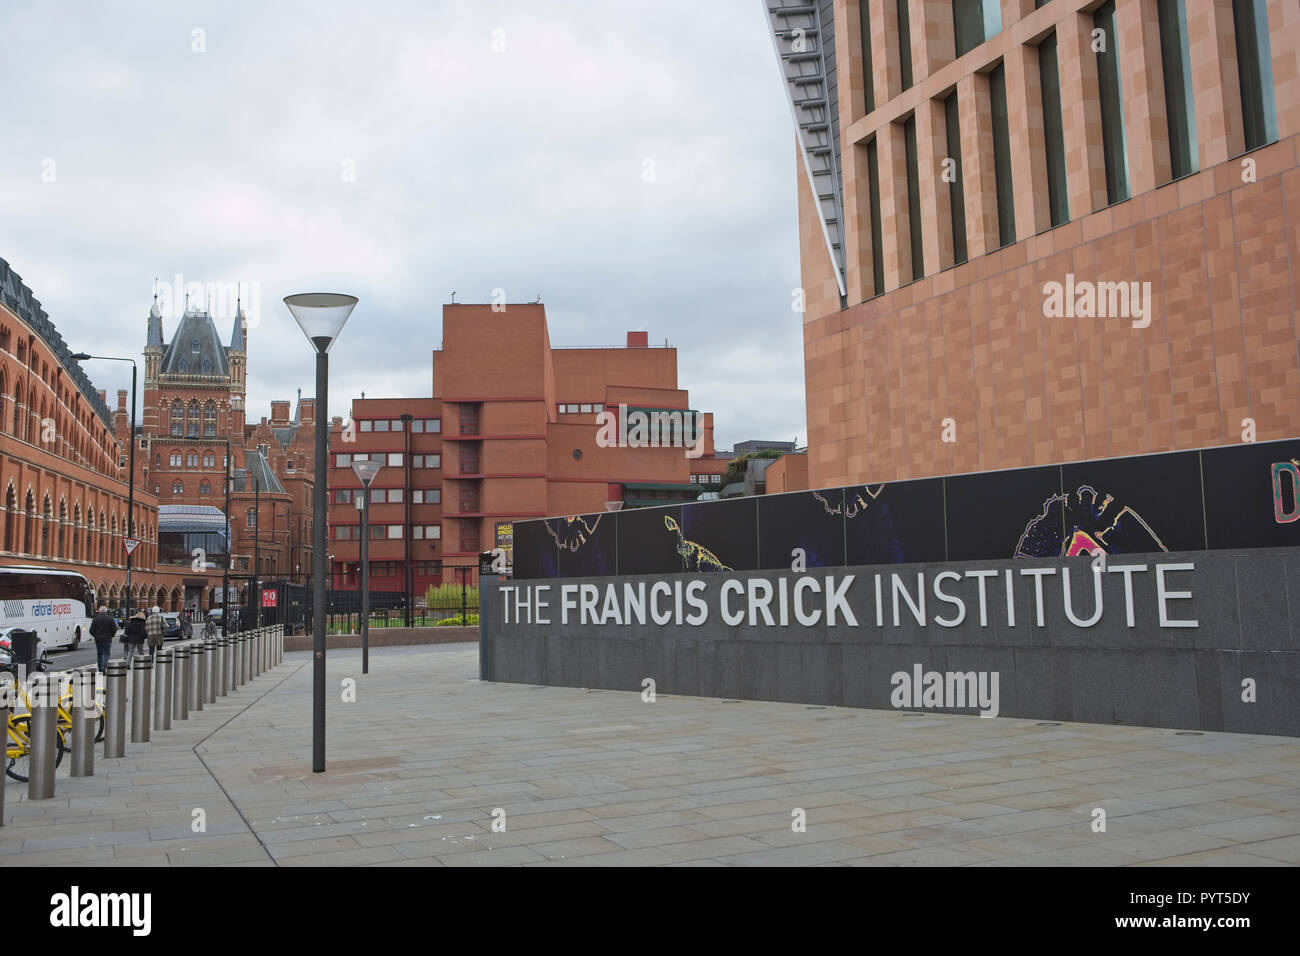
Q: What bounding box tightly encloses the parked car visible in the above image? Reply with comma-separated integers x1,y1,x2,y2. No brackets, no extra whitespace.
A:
161,613,183,640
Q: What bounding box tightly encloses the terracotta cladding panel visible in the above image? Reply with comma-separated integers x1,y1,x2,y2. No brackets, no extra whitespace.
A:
1233,176,1300,439
807,119,1298,488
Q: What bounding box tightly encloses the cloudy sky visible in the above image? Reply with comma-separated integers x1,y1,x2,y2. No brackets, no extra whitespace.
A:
1,0,806,451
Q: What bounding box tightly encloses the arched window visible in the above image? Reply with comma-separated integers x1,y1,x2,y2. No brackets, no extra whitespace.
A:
200,480,211,496
2,485,16,552
72,504,81,560
191,337,200,352
201,358,213,374
187,400,200,436
204,401,217,435
171,400,183,435
172,480,183,495
246,507,257,528
40,495,52,557
203,451,215,468
170,451,181,467
57,500,66,558
154,453,161,468
187,451,198,468
23,491,36,554
178,358,190,372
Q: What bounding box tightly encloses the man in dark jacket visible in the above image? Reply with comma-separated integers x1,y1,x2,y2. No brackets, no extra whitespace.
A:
89,605,117,673
123,611,147,665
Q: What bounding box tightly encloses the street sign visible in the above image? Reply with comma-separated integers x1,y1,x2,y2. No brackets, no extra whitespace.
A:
261,590,278,608
123,537,140,556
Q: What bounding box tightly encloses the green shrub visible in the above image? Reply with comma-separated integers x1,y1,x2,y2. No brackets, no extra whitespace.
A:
434,614,479,626
425,583,479,608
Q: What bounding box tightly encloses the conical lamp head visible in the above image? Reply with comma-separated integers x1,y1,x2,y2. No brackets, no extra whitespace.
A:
351,459,382,486
284,293,358,353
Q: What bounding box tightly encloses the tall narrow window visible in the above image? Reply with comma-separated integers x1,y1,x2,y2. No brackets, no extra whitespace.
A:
1038,35,1070,228
866,138,886,295
860,1,875,113
944,92,968,265
953,1,1001,57
903,115,924,281
1094,1,1130,204
897,0,913,91
989,64,1016,247
1158,0,1199,178
1233,0,1278,150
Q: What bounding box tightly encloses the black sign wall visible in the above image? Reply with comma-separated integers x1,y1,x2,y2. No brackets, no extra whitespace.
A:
512,438,1300,578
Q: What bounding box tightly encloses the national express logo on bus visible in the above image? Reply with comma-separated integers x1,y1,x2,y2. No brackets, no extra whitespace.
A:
31,601,74,618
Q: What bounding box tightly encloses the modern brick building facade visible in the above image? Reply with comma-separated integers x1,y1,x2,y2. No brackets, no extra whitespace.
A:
325,303,727,590
773,0,1300,487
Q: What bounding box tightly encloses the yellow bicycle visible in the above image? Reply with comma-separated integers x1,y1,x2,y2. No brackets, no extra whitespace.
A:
3,672,99,782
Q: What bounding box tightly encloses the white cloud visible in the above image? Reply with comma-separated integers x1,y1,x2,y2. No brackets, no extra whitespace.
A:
0,0,806,450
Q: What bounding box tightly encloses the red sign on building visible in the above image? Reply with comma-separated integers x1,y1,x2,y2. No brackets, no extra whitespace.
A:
261,589,277,608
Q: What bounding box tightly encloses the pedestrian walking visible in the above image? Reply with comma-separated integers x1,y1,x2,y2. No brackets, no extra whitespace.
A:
123,610,146,665
89,604,117,673
145,605,165,657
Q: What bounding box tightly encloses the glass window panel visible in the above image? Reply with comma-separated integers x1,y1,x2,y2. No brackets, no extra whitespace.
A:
1158,0,1198,179
945,91,968,265
1038,35,1070,227
1094,1,1130,205
1233,0,1278,150
903,115,924,281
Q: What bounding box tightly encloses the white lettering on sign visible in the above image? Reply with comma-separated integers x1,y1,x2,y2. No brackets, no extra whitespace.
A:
500,563,1200,632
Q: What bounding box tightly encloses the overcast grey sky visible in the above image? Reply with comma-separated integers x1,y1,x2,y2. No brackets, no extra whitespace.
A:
1,0,805,450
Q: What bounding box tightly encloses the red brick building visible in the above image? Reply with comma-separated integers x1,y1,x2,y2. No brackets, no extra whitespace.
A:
1,257,161,611
137,297,316,611
325,302,729,591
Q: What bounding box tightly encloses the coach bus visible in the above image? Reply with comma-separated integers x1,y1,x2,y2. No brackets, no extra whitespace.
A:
0,565,96,651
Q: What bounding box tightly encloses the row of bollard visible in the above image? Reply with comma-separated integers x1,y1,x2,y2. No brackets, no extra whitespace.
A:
6,626,285,814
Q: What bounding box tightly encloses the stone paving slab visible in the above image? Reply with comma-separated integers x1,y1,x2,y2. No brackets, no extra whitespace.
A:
3,642,1300,866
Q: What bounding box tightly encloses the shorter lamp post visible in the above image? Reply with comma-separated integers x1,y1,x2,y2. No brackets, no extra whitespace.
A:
351,460,382,674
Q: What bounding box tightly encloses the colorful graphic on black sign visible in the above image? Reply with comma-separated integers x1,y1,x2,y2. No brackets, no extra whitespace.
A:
1015,485,1167,558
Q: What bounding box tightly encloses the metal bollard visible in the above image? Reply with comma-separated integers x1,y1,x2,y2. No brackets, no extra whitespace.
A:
104,660,127,757
255,629,263,677
174,644,190,721
154,648,173,731
71,669,96,777
0,699,6,823
240,632,249,684
192,641,206,712
229,634,239,689
252,630,260,677
130,656,153,743
28,672,58,799
212,637,224,698
277,625,283,665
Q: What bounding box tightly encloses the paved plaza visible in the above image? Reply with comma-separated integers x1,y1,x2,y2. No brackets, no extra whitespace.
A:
3,643,1300,866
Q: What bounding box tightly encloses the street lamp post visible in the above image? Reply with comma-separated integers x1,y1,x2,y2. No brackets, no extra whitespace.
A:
73,354,136,622
222,438,231,637
351,459,382,675
252,477,261,627
286,293,357,774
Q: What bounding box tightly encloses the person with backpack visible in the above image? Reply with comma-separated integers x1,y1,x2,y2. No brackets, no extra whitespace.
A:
89,605,117,673
123,610,147,664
